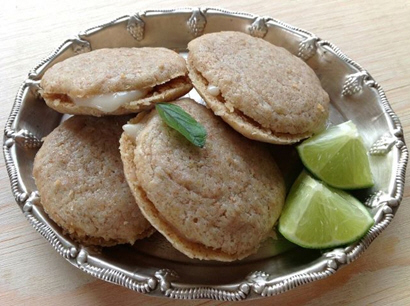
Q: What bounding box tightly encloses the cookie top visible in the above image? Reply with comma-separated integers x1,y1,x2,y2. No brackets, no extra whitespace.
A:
120,99,285,261
33,116,154,246
40,47,192,116
187,31,330,144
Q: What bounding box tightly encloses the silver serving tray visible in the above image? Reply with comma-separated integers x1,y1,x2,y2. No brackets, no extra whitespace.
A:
3,7,408,301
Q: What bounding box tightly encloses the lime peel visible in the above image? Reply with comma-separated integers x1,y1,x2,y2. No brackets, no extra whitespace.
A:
278,171,374,249
297,120,374,190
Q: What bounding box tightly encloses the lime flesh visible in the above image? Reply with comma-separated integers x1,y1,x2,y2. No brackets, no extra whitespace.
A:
297,121,374,189
278,171,374,249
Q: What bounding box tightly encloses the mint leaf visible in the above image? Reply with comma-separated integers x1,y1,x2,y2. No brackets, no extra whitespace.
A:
155,103,207,148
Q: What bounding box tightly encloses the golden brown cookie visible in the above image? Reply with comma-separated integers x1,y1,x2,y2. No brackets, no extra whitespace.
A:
120,98,285,261
40,48,192,116
33,116,154,246
187,31,330,144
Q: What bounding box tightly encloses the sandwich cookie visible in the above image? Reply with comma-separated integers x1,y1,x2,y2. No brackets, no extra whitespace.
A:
120,98,285,261
33,116,154,246
40,47,192,116
187,31,330,144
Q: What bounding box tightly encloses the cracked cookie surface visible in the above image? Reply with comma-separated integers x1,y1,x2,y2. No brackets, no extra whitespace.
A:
40,47,192,116
33,116,154,246
187,31,329,144
120,98,285,261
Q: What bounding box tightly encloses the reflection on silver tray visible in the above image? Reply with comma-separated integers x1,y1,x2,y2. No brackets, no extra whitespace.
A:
3,7,408,300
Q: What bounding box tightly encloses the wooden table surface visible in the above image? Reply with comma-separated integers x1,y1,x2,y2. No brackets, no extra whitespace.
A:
1,0,409,305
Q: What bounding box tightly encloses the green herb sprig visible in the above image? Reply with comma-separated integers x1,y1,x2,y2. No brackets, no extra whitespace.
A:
156,103,207,148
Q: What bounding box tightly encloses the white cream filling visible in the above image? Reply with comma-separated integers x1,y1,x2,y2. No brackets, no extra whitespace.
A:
70,89,149,113
122,124,139,139
206,85,220,97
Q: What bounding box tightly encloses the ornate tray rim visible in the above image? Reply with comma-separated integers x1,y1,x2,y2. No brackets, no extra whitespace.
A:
3,7,408,301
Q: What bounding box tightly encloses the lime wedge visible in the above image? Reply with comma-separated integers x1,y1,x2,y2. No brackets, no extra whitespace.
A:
278,171,374,249
297,120,374,189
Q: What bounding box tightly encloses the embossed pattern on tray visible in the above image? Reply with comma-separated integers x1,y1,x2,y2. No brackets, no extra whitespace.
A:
3,7,408,300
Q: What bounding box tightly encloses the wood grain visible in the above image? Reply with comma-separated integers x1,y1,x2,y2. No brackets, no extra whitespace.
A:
1,1,409,305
